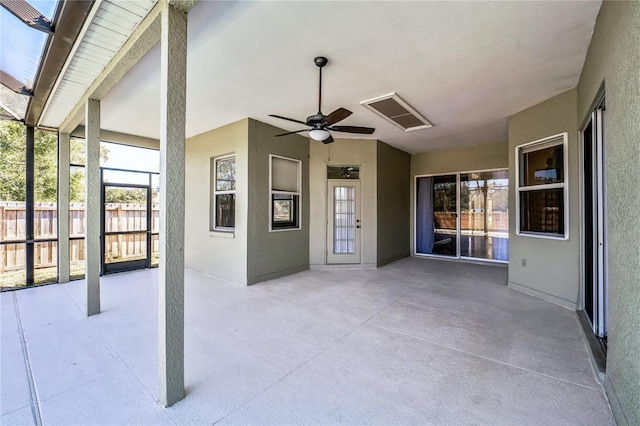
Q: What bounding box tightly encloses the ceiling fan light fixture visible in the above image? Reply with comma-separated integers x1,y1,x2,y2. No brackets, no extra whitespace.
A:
309,129,330,141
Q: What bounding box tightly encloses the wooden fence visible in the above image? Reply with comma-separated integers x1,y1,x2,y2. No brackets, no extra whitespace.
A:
435,211,508,233
0,202,159,273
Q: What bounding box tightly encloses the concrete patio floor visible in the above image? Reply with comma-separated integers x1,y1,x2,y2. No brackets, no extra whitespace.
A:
1,257,613,425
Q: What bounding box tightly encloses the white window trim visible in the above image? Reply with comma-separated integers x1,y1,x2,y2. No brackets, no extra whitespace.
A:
515,132,569,240
269,154,302,232
211,153,236,232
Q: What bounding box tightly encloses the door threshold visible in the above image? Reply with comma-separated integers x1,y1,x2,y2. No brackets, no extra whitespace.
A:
310,264,376,270
576,310,606,383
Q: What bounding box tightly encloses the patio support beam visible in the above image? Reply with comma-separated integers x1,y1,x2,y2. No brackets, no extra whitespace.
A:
85,99,100,316
158,0,187,408
58,132,70,283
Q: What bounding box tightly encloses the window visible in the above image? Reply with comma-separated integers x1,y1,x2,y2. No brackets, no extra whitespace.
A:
516,133,568,239
211,155,235,231
270,155,301,230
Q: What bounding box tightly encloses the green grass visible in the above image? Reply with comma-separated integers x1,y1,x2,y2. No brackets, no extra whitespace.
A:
0,262,87,289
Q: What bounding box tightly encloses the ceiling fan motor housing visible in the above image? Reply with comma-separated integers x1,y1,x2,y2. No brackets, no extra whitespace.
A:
306,114,326,126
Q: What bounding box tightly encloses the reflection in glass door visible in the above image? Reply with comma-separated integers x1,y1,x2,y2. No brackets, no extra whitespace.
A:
416,175,457,256
102,184,150,274
416,170,509,262
460,171,509,261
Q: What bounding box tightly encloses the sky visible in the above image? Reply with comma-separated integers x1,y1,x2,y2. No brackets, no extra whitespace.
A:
0,1,59,86
101,142,160,186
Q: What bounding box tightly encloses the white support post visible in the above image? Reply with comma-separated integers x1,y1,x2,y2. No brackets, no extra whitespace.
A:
85,99,101,316
58,132,70,283
158,0,187,408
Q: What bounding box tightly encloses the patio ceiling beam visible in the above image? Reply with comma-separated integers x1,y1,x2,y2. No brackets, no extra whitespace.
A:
70,126,159,150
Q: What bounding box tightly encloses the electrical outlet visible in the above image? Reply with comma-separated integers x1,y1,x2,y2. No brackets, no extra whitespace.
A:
521,259,527,267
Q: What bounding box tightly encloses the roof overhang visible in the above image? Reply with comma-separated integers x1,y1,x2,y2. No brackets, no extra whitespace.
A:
25,0,94,126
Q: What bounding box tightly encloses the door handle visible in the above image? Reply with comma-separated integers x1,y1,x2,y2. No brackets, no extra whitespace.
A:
356,225,361,229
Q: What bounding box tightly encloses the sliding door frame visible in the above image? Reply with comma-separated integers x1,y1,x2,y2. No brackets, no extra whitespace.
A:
414,167,509,264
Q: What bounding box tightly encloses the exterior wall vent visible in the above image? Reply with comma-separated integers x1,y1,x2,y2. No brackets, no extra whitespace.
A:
360,93,432,132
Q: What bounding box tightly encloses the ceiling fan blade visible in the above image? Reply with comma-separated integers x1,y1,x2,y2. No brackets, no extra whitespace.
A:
321,134,334,144
324,108,352,125
274,129,309,137
269,114,307,125
328,125,375,135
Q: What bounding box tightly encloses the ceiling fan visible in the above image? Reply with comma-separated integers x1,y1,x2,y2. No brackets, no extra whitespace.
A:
269,56,375,144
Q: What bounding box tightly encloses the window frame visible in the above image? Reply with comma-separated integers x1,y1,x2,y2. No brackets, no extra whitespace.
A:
515,132,569,240
269,154,301,232
211,154,236,232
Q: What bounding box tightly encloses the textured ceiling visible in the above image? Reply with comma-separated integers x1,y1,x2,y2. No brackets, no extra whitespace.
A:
99,1,601,153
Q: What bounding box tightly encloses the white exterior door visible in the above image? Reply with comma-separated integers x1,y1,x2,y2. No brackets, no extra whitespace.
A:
327,181,361,264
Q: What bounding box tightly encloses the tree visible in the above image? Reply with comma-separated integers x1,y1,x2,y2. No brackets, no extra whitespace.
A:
0,120,108,202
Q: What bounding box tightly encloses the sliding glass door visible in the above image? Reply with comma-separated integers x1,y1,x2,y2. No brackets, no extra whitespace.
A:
460,171,509,261
416,169,509,262
416,175,457,256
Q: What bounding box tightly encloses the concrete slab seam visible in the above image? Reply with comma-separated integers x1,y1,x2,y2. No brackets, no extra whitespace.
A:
61,283,87,317
12,292,43,426
368,322,605,392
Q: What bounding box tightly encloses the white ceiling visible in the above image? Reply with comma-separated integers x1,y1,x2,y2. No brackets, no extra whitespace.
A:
99,0,602,154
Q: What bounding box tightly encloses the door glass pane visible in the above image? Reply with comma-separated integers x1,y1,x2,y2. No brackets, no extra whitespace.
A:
104,186,148,266
460,171,509,261
333,186,356,254
416,175,457,256
333,186,355,254
104,187,148,232
104,233,147,264
0,243,26,288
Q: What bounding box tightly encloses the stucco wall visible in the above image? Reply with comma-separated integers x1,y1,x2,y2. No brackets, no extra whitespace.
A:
507,89,580,309
577,1,640,423
309,139,378,267
246,119,310,284
410,141,508,255
411,141,508,176
377,141,411,266
184,119,249,284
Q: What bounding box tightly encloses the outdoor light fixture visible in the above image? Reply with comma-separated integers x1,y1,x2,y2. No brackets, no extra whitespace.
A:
309,129,330,141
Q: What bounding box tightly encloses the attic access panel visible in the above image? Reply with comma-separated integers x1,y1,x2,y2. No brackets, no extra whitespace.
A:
361,93,432,132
